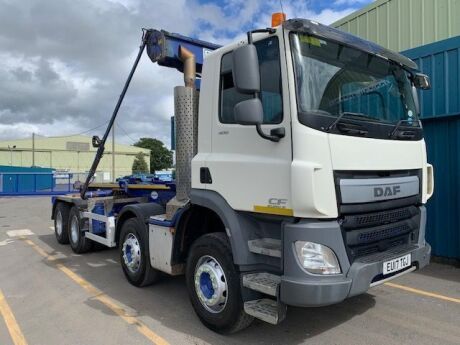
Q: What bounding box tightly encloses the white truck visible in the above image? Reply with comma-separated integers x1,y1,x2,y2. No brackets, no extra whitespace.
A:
51,16,434,333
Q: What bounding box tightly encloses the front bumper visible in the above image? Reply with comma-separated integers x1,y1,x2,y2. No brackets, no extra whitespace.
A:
280,206,430,307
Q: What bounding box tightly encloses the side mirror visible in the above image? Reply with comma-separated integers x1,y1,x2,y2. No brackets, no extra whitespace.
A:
413,73,431,90
232,44,260,93
234,98,263,125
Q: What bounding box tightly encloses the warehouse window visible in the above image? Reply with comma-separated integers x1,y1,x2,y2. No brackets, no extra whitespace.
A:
219,37,283,124
66,142,90,151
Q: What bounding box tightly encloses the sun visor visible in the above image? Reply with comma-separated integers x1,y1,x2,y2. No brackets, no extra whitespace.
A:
284,19,418,70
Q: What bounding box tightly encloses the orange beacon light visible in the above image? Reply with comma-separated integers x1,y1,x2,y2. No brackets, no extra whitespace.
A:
272,12,286,27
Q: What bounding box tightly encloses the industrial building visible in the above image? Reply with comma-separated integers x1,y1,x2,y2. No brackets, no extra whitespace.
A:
333,0,460,51
0,135,150,182
333,0,460,260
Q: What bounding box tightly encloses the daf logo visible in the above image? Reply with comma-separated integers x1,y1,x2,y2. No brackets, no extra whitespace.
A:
374,185,401,197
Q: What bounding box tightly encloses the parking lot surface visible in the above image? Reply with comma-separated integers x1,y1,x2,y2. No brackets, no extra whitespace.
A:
0,196,459,345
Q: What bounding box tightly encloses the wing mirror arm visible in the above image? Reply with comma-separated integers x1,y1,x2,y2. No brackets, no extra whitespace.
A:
411,85,420,115
410,72,430,116
256,124,285,142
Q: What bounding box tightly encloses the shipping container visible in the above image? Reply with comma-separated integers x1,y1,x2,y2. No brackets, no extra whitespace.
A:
402,36,460,260
0,166,54,194
333,0,460,52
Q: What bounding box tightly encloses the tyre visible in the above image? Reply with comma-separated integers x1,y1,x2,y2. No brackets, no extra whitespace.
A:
68,206,93,254
119,218,160,287
186,232,253,334
54,203,70,244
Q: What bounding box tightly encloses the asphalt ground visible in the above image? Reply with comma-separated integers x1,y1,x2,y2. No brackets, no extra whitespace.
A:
0,196,459,345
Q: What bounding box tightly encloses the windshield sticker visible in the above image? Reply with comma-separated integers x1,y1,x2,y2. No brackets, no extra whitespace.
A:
328,79,391,107
299,34,323,47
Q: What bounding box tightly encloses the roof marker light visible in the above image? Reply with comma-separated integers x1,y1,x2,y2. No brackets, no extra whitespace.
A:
271,12,286,27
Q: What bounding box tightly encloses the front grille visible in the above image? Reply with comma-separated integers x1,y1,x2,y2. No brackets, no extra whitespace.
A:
342,206,420,262
334,169,422,215
356,223,411,244
349,234,410,259
334,170,422,262
342,206,418,229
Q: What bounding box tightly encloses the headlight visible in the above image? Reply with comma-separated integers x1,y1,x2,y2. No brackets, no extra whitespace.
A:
295,241,341,275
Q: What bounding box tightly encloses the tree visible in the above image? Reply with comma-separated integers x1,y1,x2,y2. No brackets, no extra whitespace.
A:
132,152,149,174
133,138,173,173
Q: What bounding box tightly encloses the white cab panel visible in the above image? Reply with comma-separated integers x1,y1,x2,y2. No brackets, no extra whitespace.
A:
291,124,338,218
204,30,293,214
329,134,424,171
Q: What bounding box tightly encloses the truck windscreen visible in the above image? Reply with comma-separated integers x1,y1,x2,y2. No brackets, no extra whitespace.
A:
290,33,422,140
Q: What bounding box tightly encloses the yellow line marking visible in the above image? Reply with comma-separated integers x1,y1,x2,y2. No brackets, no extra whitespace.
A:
253,205,294,216
23,239,170,345
385,282,460,304
0,289,28,345
24,239,57,260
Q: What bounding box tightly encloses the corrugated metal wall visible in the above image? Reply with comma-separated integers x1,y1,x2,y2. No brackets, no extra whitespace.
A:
402,37,460,259
332,0,460,52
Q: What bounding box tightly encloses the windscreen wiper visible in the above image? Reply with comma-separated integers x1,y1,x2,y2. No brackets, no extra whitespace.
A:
388,119,421,139
324,112,372,132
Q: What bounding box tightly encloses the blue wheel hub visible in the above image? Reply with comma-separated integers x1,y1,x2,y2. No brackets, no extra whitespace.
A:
199,272,215,299
122,233,141,273
125,245,132,263
194,255,228,314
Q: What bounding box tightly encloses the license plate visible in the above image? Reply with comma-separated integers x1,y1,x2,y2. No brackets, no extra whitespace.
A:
383,254,411,275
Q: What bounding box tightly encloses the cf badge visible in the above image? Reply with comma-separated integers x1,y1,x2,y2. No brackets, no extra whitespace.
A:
268,198,288,208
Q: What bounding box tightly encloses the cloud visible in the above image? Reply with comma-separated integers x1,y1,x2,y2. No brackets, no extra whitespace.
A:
0,122,40,140
0,0,363,147
334,0,372,6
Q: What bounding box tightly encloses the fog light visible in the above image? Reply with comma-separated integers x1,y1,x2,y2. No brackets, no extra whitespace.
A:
295,241,341,275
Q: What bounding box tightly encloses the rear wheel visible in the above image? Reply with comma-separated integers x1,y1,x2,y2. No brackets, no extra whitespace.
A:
54,203,70,244
119,218,160,287
186,232,253,334
68,206,93,253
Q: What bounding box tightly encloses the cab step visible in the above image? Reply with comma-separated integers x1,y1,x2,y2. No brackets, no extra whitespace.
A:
247,238,281,258
244,299,286,325
242,273,280,297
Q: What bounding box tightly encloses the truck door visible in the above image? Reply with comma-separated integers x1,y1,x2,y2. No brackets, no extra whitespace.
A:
207,34,293,216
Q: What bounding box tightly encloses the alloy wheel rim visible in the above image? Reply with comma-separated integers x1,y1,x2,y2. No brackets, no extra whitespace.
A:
122,233,141,273
70,215,79,244
56,211,63,236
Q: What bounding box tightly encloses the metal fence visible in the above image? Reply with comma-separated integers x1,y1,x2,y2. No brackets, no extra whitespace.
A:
0,171,116,196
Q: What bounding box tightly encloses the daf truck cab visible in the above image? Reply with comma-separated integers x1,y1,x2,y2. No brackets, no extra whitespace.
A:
52,17,433,334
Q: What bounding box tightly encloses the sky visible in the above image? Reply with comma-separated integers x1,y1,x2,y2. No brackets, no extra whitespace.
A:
0,0,374,147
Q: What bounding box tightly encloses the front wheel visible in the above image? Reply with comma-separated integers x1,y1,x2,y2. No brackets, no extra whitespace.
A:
186,233,253,334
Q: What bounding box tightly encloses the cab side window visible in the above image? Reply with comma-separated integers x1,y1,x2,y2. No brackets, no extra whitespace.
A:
219,37,283,124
